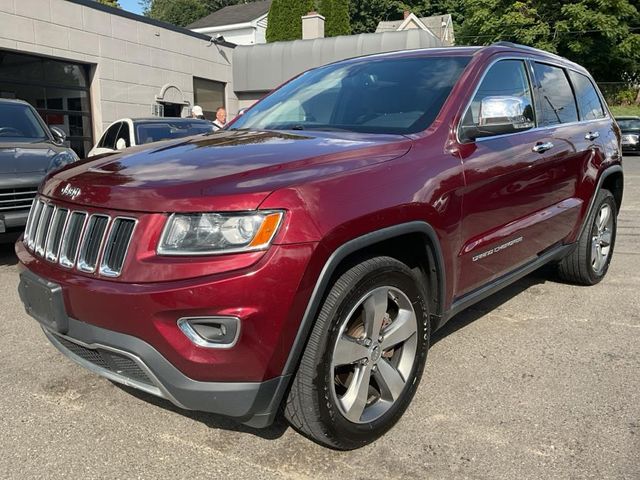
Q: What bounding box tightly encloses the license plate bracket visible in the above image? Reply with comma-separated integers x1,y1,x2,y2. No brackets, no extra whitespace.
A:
18,270,68,334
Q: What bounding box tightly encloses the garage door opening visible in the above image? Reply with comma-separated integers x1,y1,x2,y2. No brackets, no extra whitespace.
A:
0,50,93,157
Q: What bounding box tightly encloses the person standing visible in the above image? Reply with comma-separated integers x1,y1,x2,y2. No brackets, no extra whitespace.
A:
213,107,227,130
191,105,205,119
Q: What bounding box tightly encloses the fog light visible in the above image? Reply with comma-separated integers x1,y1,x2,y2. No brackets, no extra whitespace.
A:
177,317,240,349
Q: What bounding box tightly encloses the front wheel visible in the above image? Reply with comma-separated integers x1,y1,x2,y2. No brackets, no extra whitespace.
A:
558,189,617,285
284,256,430,450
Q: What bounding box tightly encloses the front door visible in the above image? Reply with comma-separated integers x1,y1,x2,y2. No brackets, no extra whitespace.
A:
455,58,583,296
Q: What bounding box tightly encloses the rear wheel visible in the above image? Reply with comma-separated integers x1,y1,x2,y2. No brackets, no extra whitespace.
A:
284,256,429,450
558,189,617,285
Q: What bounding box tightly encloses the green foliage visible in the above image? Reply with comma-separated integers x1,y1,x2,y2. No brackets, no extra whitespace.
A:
319,0,352,37
266,0,314,42
96,0,121,7
456,0,640,83
610,104,640,116
141,0,263,28
144,0,208,27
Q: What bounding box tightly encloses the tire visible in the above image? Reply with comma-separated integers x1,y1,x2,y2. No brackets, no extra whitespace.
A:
558,189,617,285
284,256,430,450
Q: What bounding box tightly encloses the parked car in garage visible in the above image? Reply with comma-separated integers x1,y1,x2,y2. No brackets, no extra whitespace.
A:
88,118,215,157
616,116,640,154
0,98,78,241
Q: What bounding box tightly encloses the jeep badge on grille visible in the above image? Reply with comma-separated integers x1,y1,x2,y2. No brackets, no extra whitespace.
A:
60,184,81,200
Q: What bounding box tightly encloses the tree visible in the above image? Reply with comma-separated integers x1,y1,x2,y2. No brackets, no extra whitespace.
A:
141,0,264,28
456,0,640,83
96,0,121,7
319,0,352,37
143,0,209,27
266,0,314,42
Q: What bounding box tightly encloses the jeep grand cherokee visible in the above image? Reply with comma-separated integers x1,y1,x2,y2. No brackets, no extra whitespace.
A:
17,43,623,450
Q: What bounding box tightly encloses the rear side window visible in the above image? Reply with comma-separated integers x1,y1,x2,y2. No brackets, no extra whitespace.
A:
568,71,605,120
533,63,578,126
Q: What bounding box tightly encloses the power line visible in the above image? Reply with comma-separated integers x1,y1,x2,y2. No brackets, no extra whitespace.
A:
456,26,640,40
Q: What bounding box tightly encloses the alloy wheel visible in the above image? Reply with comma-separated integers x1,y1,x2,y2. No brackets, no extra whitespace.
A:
591,203,613,274
330,286,418,424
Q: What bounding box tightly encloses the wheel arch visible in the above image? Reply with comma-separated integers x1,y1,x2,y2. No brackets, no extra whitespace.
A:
282,221,446,379
578,165,623,240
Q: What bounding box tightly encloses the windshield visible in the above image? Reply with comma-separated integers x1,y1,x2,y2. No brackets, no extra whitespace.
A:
136,121,214,145
0,103,48,142
230,56,470,135
618,118,640,130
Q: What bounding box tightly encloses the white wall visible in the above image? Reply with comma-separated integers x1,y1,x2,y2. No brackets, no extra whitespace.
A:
0,0,237,138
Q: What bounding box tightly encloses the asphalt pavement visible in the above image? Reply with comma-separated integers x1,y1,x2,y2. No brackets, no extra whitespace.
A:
0,159,638,479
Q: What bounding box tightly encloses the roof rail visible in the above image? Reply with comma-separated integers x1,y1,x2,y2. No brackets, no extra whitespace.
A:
489,41,571,62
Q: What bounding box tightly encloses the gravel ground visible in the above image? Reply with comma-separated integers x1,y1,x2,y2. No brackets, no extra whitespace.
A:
0,159,638,480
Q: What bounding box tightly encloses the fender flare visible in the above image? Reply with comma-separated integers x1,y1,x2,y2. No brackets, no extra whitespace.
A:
281,221,446,378
578,164,623,239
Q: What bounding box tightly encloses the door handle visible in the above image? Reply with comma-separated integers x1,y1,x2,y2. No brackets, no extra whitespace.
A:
532,142,554,153
585,131,600,141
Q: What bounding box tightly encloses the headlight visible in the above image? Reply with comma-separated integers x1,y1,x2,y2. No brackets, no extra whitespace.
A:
47,150,79,173
158,211,284,255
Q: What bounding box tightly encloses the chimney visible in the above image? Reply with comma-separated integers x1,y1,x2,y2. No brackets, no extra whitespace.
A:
403,10,411,19
302,11,325,40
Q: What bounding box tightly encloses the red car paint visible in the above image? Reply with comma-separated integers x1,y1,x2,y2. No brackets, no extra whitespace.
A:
17,44,621,387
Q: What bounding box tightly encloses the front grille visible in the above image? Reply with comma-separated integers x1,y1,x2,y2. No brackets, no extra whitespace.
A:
56,336,153,386
0,187,38,212
24,197,136,277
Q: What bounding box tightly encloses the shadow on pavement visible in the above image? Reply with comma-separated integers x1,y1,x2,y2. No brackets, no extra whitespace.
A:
113,383,289,440
432,265,555,345
0,237,19,267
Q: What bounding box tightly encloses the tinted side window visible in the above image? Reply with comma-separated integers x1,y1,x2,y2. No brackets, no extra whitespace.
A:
568,71,605,120
533,63,578,126
99,122,121,149
461,59,535,133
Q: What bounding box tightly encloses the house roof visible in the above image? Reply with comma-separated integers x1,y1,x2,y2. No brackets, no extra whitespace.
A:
188,1,272,29
376,13,452,36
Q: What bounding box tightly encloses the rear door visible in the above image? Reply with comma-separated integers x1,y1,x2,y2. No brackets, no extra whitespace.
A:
456,58,585,296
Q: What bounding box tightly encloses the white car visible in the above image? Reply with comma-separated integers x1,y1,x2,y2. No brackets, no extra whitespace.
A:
88,118,215,157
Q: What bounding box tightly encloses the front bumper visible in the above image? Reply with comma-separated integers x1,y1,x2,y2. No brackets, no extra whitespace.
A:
42,316,290,427
17,237,319,426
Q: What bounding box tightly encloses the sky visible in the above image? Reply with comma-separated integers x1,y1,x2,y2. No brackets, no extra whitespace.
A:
119,0,144,15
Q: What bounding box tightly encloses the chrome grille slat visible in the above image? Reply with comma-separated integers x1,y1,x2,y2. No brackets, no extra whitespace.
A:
26,200,44,249
45,208,69,262
23,199,38,244
78,215,110,273
25,197,136,278
59,212,88,268
35,205,55,256
100,218,136,278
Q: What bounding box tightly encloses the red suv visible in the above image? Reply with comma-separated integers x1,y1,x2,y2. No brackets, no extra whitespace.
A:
17,43,623,450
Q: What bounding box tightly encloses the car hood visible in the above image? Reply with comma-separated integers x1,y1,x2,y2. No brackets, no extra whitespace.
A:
0,141,63,174
41,130,412,212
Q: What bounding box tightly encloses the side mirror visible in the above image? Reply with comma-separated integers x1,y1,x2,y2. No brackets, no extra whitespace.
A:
461,96,534,141
115,138,127,150
50,126,66,145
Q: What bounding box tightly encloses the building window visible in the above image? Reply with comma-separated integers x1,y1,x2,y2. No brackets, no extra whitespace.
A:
193,77,225,120
0,50,93,157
